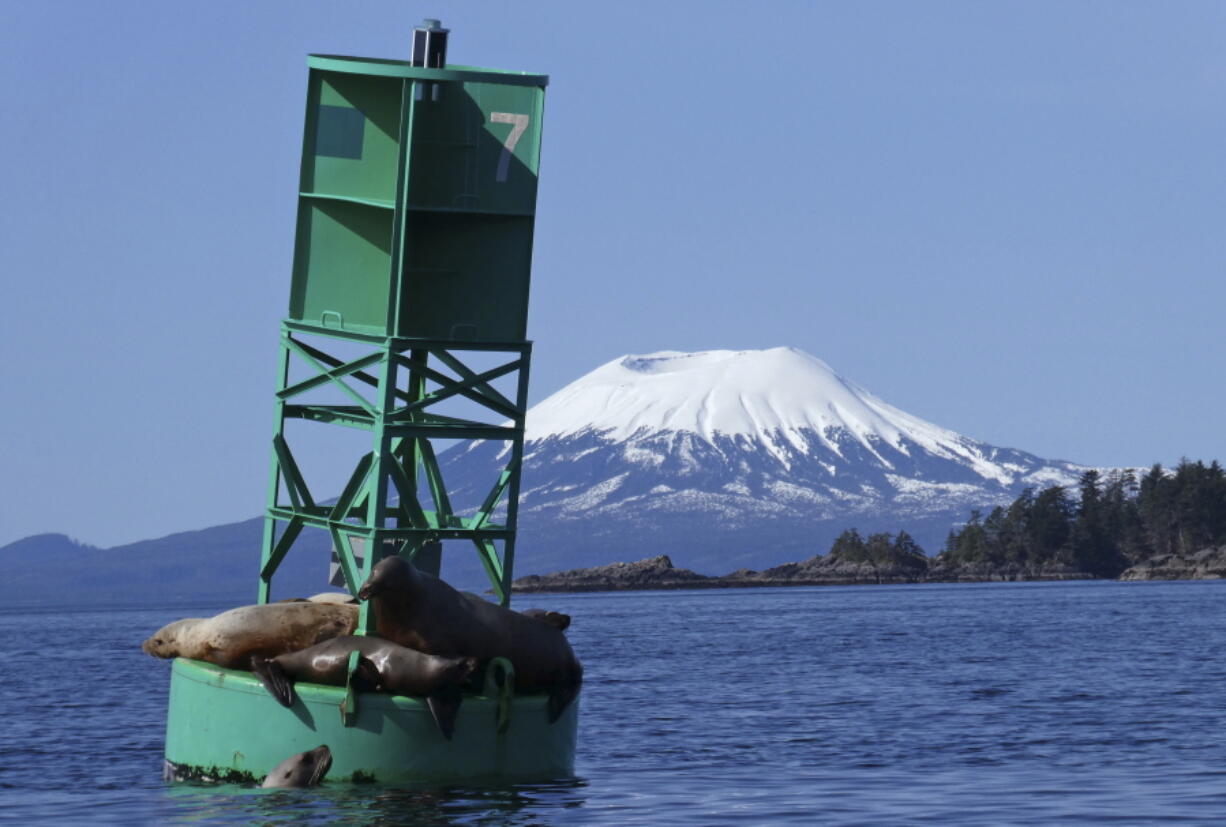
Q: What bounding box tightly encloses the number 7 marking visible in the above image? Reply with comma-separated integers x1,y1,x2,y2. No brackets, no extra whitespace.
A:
490,112,529,183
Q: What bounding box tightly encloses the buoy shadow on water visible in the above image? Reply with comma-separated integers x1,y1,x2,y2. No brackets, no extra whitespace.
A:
163,658,578,785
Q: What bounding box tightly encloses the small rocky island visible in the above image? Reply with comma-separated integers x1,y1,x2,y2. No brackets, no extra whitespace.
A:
511,546,1226,593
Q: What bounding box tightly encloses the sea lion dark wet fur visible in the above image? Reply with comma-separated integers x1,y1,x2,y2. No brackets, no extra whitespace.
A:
358,556,582,722
519,608,571,632
251,636,478,739
261,744,332,788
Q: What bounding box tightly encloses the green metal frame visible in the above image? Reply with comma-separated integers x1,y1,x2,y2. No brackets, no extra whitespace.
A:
259,63,545,618
258,322,531,617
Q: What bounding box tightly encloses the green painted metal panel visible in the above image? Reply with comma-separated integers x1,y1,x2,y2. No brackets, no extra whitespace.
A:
307,55,549,88
305,72,403,203
165,658,577,783
290,199,394,334
287,59,545,342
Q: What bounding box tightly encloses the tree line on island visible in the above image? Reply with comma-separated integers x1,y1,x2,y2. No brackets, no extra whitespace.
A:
512,460,1226,592
941,460,1226,578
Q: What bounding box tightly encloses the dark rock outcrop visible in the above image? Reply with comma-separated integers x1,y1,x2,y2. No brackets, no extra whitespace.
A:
1119,546,1226,581
926,560,1094,582
509,552,1105,593
510,555,715,592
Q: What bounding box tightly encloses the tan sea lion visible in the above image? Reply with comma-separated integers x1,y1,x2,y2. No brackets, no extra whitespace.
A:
276,592,357,605
261,744,332,788
251,636,478,739
141,602,358,670
358,556,582,722
307,591,357,605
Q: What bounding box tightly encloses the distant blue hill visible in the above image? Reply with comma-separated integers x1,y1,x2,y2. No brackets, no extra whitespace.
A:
3,348,1097,607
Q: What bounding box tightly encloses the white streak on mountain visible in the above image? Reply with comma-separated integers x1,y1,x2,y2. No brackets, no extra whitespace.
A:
438,348,1088,574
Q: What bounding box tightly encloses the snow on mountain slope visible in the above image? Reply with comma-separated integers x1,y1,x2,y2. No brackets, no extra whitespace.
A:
439,348,1089,574
528,347,1020,482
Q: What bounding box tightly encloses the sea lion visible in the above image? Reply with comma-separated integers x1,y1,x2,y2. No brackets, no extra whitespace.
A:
519,608,571,632
141,602,358,670
261,744,332,788
251,636,478,739
276,592,357,605
358,556,582,722
308,591,357,605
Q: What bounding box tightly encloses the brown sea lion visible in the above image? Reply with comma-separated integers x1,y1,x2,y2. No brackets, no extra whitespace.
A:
519,608,571,632
261,744,332,788
251,636,478,739
141,602,358,670
357,556,582,722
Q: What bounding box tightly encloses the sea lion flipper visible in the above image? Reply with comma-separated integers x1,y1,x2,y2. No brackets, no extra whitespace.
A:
425,690,463,741
251,656,296,708
547,683,579,724
352,655,382,693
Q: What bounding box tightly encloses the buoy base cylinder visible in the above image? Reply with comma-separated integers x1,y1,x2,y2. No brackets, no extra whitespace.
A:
163,658,578,784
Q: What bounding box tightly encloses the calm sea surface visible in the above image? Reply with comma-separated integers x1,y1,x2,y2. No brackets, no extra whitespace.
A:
4,580,1226,824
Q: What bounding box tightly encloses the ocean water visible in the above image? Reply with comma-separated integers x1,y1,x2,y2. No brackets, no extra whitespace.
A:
4,580,1226,824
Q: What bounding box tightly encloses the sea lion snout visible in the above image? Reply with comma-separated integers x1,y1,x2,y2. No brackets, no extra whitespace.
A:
358,555,413,601
455,656,480,683
260,744,332,788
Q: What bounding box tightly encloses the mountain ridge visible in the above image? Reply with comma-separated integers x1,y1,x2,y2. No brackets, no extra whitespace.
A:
3,347,1096,604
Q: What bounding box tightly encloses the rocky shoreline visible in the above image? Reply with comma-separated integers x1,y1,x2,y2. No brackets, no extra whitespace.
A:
509,548,1226,593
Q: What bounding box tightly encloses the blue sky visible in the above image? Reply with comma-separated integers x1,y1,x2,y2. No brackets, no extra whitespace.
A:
2,1,1223,548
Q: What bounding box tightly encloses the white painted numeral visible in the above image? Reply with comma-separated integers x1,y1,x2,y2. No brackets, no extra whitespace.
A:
490,112,529,183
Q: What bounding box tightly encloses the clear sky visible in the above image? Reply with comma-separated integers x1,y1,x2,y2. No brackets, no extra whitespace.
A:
2,1,1223,549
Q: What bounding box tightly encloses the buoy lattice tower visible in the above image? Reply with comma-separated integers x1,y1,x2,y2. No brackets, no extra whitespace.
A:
161,22,576,783
260,21,546,619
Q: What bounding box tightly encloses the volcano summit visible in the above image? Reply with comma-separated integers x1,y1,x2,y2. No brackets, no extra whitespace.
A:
440,347,1087,576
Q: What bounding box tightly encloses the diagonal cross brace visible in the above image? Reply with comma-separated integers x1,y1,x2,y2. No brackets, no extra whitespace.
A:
330,529,363,596
277,349,384,403
260,517,305,581
330,453,375,522
389,355,522,422
417,439,455,526
473,464,517,529
385,447,433,529
430,349,516,412
273,435,315,510
474,539,506,604
283,336,379,415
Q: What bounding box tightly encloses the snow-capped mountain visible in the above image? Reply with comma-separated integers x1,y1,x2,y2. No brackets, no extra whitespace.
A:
438,347,1087,576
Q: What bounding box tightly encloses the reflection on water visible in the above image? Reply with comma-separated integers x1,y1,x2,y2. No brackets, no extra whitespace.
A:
156,778,590,825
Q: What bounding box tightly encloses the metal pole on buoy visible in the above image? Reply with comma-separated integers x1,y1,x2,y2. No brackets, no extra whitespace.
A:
159,20,574,784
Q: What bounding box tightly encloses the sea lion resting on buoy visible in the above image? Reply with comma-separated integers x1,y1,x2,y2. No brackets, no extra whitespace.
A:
519,607,571,632
358,557,582,722
251,636,478,739
277,592,359,605
141,602,358,670
261,744,332,788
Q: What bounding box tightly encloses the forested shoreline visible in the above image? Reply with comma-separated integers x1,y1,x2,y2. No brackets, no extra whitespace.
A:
939,460,1226,578
512,460,1226,592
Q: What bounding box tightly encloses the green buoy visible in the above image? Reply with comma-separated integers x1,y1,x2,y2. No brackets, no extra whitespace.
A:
160,20,576,783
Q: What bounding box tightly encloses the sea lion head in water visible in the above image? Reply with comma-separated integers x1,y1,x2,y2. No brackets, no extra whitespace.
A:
261,744,332,789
